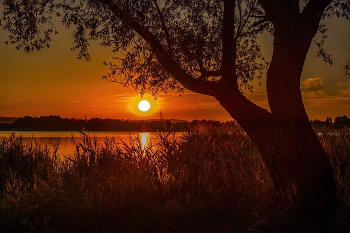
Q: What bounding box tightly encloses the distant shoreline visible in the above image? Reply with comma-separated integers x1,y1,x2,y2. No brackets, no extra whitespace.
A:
1,115,349,132
0,117,18,124
0,115,222,132
0,129,168,132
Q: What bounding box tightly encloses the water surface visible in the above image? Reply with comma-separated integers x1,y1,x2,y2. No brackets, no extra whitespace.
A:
0,131,160,157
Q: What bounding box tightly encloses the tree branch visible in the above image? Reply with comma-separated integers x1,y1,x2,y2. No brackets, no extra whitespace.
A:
236,0,257,39
246,16,271,31
98,0,221,96
258,0,299,20
239,27,267,37
258,0,276,19
152,0,172,56
221,0,237,84
198,69,222,80
301,0,333,23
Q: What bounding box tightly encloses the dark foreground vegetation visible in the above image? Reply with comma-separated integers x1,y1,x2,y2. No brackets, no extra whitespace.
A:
0,123,349,233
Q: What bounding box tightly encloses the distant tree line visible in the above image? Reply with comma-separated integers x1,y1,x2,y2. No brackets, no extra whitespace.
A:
1,115,349,132
310,115,350,128
0,115,224,132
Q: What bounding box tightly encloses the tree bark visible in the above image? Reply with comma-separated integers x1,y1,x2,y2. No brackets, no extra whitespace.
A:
216,88,336,222
216,1,337,220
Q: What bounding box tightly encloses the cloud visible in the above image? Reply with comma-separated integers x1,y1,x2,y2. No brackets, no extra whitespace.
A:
115,100,130,103
113,93,131,97
302,90,326,99
301,77,324,89
338,88,350,97
198,102,221,108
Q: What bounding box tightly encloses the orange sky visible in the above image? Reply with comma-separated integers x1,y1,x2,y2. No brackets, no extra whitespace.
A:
0,16,350,121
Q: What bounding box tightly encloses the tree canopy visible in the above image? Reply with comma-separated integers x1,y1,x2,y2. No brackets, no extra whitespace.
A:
1,1,348,96
2,0,350,221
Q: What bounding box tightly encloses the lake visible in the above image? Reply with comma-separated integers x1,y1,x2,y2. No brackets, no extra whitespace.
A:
0,131,167,158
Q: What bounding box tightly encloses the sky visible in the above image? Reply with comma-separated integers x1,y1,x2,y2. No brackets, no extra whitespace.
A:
0,14,350,121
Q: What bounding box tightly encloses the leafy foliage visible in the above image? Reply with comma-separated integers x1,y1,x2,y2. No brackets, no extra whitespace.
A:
1,0,272,95
0,0,58,51
318,0,350,73
2,0,349,93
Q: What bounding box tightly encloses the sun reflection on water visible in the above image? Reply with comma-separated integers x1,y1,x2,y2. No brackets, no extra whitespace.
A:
140,133,148,150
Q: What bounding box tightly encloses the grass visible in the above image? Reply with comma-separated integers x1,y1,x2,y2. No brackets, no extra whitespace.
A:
0,124,349,232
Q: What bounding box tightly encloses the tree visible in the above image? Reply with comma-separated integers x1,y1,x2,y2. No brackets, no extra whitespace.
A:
1,0,349,221
334,115,350,127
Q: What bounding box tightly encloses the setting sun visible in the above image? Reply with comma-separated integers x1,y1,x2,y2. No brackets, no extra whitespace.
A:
138,100,151,112
127,94,160,117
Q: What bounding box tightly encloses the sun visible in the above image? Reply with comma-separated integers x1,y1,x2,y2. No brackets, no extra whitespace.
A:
138,100,151,112
128,94,160,116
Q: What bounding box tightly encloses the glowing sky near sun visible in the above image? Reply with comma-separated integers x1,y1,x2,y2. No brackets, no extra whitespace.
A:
0,15,350,121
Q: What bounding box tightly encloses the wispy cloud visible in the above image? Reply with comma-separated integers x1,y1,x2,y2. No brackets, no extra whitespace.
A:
112,93,131,97
301,77,324,89
302,90,326,99
197,102,221,108
338,88,350,97
102,104,120,107
115,100,129,103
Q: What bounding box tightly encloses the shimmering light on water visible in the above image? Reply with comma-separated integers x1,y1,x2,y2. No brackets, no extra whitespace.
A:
0,131,183,159
0,131,155,157
140,133,148,150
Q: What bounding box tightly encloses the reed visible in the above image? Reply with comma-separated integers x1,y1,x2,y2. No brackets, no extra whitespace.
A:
0,124,349,232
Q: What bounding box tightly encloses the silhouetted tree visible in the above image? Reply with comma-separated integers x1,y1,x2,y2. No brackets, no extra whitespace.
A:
2,0,350,221
334,115,350,127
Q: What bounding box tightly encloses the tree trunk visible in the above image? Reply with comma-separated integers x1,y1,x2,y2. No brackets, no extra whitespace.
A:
255,120,337,221
217,90,336,222
216,10,337,221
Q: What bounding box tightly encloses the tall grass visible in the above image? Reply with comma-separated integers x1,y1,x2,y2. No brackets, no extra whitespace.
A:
0,124,349,232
